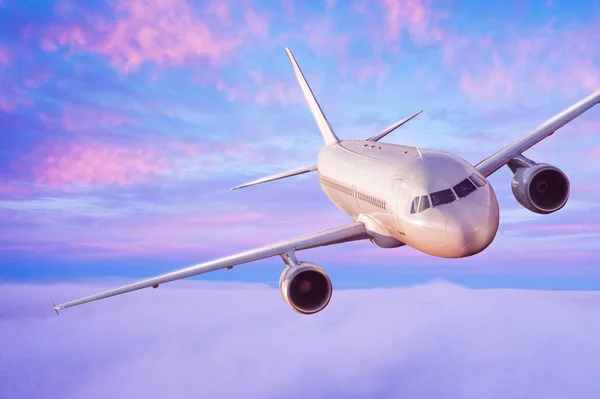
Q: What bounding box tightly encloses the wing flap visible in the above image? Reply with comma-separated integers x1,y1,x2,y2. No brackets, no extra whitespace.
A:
53,222,368,312
476,89,600,177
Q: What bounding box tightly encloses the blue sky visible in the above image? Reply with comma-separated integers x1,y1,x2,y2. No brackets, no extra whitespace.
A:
1,0,600,290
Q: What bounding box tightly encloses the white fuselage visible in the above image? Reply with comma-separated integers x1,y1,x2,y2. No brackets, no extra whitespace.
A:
317,140,500,258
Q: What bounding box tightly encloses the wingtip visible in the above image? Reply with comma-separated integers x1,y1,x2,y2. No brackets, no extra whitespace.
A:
284,47,295,60
52,298,60,316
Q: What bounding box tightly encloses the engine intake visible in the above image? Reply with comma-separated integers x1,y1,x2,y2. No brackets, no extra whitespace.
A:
511,161,570,214
279,262,332,314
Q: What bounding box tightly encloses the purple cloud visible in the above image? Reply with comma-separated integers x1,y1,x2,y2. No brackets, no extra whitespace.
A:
1,281,600,399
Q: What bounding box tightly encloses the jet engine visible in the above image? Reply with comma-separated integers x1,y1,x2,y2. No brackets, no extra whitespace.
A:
510,157,570,214
279,262,332,314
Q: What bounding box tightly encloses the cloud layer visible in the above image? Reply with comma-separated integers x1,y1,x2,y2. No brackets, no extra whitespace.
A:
1,281,600,399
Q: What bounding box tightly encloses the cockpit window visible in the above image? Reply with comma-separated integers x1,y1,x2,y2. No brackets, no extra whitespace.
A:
410,197,420,214
453,178,476,198
469,173,486,188
419,195,430,212
430,188,456,207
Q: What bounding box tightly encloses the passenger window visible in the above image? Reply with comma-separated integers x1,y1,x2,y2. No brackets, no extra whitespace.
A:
469,173,486,188
418,195,430,212
410,197,420,214
430,189,456,207
453,178,476,198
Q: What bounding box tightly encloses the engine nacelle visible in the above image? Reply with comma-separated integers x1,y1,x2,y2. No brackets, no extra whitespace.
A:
511,162,570,214
279,262,332,315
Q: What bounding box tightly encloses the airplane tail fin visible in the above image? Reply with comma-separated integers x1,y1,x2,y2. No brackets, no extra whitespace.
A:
285,47,340,145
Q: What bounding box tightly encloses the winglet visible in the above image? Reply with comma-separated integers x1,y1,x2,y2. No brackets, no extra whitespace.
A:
285,47,340,145
52,298,60,316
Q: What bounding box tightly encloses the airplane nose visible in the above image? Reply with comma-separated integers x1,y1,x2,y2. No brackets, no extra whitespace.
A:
445,203,498,257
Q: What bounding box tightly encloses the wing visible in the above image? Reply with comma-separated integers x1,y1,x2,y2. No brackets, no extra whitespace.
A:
475,89,600,177
53,222,368,313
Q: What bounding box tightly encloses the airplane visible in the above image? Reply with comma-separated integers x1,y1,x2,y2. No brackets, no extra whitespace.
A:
53,48,600,316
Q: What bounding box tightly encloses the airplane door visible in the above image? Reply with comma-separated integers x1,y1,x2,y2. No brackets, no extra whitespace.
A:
391,179,405,235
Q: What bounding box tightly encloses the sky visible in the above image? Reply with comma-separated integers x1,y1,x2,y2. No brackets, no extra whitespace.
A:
1,0,600,291
2,1,600,398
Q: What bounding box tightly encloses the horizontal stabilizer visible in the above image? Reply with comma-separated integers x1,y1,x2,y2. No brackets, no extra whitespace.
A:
231,164,318,190
367,110,423,142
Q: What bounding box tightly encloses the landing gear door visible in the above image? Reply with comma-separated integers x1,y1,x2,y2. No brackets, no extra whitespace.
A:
391,179,406,235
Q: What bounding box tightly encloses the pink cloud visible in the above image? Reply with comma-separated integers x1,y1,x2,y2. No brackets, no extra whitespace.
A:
250,69,264,84
354,58,390,89
330,0,449,89
70,240,211,259
0,183,34,196
25,140,172,188
225,69,308,107
443,21,600,101
254,80,304,107
0,83,34,113
205,1,232,25
22,69,53,89
459,53,516,101
11,135,263,190
187,211,264,225
215,81,250,102
281,0,295,20
302,15,350,60
101,0,239,73
244,7,269,38
380,0,434,43
62,106,129,132
41,0,270,73
0,47,49,111
326,0,338,10
57,212,266,258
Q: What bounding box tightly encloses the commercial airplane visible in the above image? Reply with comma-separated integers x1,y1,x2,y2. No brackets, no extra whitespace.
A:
53,48,600,315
